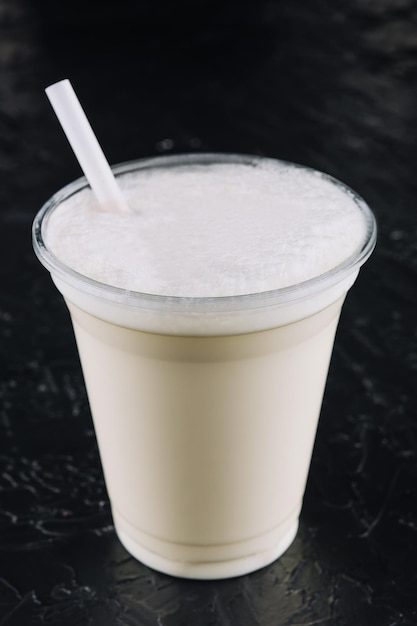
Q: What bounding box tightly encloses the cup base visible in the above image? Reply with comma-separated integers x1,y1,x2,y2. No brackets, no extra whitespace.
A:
114,517,299,580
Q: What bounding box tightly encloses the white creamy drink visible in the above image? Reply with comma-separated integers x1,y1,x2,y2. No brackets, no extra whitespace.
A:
33,154,376,579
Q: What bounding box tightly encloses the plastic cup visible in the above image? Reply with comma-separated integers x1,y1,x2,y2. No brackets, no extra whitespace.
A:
32,153,376,579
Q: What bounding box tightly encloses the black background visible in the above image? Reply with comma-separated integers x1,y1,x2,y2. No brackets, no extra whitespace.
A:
1,0,417,624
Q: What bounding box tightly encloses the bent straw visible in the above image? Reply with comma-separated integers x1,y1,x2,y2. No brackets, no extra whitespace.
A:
45,79,130,212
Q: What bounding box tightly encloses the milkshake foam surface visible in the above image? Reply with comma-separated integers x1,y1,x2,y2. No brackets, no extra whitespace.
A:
46,160,368,298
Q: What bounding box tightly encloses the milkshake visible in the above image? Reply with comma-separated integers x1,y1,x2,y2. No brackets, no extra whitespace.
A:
33,153,376,579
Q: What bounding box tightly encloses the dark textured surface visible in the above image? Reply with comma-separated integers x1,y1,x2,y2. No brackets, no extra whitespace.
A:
1,0,417,624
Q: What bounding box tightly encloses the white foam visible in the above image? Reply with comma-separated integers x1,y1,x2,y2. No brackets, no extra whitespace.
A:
46,161,367,298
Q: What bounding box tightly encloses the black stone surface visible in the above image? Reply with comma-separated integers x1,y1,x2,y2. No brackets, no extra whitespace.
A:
1,0,417,624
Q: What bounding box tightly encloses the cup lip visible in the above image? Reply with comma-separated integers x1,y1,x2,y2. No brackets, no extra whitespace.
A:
32,152,377,314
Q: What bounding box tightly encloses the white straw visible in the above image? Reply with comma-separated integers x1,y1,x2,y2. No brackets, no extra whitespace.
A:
45,79,130,212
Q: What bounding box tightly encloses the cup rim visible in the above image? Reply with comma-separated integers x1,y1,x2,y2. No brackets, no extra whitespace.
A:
32,152,377,314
